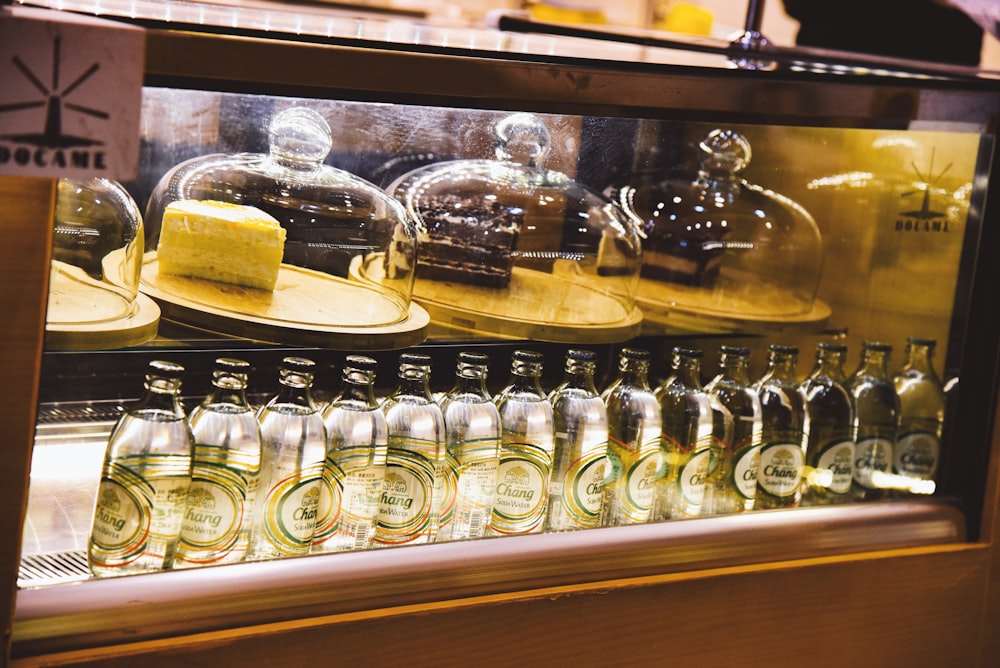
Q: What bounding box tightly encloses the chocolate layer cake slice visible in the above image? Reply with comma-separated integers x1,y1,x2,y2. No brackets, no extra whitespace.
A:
415,193,523,288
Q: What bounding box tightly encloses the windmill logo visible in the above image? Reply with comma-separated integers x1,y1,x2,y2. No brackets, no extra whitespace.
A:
897,148,951,229
0,35,108,148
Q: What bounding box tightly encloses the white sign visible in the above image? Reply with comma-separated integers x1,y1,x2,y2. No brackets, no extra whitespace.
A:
0,6,145,180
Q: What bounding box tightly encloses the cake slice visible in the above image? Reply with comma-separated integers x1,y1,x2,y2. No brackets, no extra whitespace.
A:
157,200,286,291
413,193,522,289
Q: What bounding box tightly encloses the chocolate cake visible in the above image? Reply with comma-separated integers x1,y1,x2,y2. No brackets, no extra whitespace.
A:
639,218,728,287
413,193,523,289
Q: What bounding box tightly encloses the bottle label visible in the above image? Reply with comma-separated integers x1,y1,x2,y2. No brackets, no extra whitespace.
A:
449,459,500,540
732,442,761,502
560,448,608,529
854,437,893,490
678,447,712,510
623,446,660,521
311,451,350,547
312,463,344,547
259,466,323,556
435,451,459,534
90,454,191,570
758,442,804,498
815,440,855,495
176,465,245,561
895,431,939,480
374,445,437,545
338,466,385,549
314,446,386,550
90,466,152,566
490,442,551,535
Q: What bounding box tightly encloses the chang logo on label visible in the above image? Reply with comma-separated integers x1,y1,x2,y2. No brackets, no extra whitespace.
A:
623,449,660,521
375,458,434,544
854,437,893,490
178,481,242,553
732,444,760,501
759,443,804,497
261,474,322,555
816,440,855,495
561,449,608,528
491,443,551,534
90,479,150,562
678,447,711,510
895,432,939,479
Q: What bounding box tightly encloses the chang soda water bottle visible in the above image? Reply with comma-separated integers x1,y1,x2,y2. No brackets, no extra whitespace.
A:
373,353,446,546
601,347,661,526
175,358,261,568
89,360,193,576
490,350,555,536
848,341,900,501
800,343,855,505
313,355,387,553
655,347,714,519
437,352,501,542
754,345,808,509
545,350,609,532
247,357,327,560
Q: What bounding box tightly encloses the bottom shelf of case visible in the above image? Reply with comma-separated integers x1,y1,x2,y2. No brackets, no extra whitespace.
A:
13,498,965,657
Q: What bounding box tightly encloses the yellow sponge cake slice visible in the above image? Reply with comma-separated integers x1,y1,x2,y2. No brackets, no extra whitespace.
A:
158,200,286,291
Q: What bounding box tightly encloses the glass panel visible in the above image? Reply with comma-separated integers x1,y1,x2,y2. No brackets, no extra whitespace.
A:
24,84,993,591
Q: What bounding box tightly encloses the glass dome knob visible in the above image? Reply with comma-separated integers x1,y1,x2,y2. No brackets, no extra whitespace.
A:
494,112,551,167
268,107,333,168
699,128,752,175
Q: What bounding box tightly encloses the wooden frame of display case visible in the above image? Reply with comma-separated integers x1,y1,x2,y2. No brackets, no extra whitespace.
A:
2,21,1000,667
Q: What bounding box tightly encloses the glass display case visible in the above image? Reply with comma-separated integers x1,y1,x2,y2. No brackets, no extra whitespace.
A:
2,2,1000,666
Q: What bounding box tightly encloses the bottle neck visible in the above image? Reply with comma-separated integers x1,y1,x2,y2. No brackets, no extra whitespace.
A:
204,383,251,410
811,353,846,382
717,355,750,385
764,355,798,383
673,357,703,388
132,381,184,417
395,369,434,402
905,345,936,376
858,349,891,379
506,356,546,396
135,376,185,418
452,368,491,400
337,374,379,409
562,362,598,395
273,382,316,410
617,360,651,390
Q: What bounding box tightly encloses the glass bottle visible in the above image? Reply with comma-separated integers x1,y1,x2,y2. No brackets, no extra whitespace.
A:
175,358,262,568
373,353,446,547
313,356,388,553
88,360,193,577
654,347,714,520
489,350,555,536
893,337,946,494
703,345,763,514
847,341,900,501
545,349,609,532
800,343,855,505
600,348,662,526
437,352,502,542
754,344,808,509
246,357,327,561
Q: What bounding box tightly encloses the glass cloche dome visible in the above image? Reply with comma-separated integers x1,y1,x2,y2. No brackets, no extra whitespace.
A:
46,177,160,350
143,106,427,349
374,112,643,343
613,128,826,333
